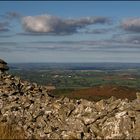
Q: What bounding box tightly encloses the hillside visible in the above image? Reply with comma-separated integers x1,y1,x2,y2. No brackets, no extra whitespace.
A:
0,72,140,139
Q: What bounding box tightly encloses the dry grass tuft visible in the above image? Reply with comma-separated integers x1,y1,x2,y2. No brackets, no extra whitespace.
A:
0,122,25,139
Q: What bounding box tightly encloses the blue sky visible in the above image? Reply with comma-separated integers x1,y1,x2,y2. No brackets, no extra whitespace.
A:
0,1,140,63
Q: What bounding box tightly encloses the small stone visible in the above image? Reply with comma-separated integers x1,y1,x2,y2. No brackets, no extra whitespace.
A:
131,100,140,111
106,99,121,112
83,132,94,139
136,92,140,100
82,117,96,125
90,123,102,137
44,125,52,134
61,131,81,139
133,114,140,139
102,112,132,139
36,116,46,128
95,100,106,112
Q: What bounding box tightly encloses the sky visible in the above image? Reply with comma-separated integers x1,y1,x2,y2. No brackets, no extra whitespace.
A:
0,1,140,63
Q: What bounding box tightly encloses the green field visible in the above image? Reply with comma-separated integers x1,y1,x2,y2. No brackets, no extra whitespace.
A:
9,67,140,101
9,68,140,89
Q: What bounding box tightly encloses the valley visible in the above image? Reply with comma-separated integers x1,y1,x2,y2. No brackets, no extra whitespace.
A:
9,62,140,101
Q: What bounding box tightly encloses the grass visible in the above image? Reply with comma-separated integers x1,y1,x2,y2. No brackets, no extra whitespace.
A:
10,69,140,89
0,123,25,139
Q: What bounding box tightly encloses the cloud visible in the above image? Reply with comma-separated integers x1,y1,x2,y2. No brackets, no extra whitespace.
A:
126,35,140,44
0,42,17,46
0,47,12,52
112,33,140,45
0,35,13,38
121,18,140,32
18,40,140,53
4,11,21,20
85,29,109,34
1,38,140,54
0,11,21,32
20,38,140,52
0,21,9,32
83,28,115,34
22,14,111,35
17,32,70,36
0,42,18,52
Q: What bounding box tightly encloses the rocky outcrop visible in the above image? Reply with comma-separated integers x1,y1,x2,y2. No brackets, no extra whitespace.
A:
0,72,140,139
0,59,9,73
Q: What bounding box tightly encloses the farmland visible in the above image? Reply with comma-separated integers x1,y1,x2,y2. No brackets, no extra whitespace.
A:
9,62,140,101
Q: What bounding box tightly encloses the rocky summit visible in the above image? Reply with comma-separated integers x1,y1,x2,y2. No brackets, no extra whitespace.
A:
0,72,140,139
0,59,9,73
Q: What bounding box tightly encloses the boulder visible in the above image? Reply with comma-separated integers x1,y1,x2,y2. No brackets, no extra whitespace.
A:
0,59,9,73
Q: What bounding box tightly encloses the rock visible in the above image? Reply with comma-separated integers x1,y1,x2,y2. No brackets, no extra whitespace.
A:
61,131,82,139
83,132,94,139
95,99,106,112
0,59,9,73
0,72,140,139
102,111,132,139
107,96,117,103
65,118,85,132
136,92,140,100
79,98,94,107
36,116,46,128
90,123,102,137
131,100,140,111
106,99,121,112
82,116,98,125
49,132,61,139
133,115,140,139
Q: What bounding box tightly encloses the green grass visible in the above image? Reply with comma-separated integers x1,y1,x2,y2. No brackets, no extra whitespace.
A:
9,69,140,89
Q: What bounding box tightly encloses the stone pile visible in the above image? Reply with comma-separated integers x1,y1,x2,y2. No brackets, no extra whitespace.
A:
0,72,140,139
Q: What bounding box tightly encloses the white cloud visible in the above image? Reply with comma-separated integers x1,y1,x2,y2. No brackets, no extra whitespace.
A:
22,14,111,35
121,18,140,32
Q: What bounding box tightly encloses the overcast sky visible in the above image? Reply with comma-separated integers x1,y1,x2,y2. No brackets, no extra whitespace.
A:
0,1,140,63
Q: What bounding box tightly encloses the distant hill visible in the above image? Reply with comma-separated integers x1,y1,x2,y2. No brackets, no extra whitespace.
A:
9,62,140,71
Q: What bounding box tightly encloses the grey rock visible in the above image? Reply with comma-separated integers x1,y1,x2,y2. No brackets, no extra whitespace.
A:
102,111,132,139
106,99,122,112
61,131,82,139
131,100,140,111
136,92,140,100
90,123,102,137
0,59,9,73
132,114,140,139
0,72,140,139
95,99,106,112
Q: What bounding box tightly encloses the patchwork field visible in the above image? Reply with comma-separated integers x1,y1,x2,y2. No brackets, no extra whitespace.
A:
9,63,140,101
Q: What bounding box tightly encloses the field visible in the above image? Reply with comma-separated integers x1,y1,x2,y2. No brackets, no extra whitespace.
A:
9,63,140,101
